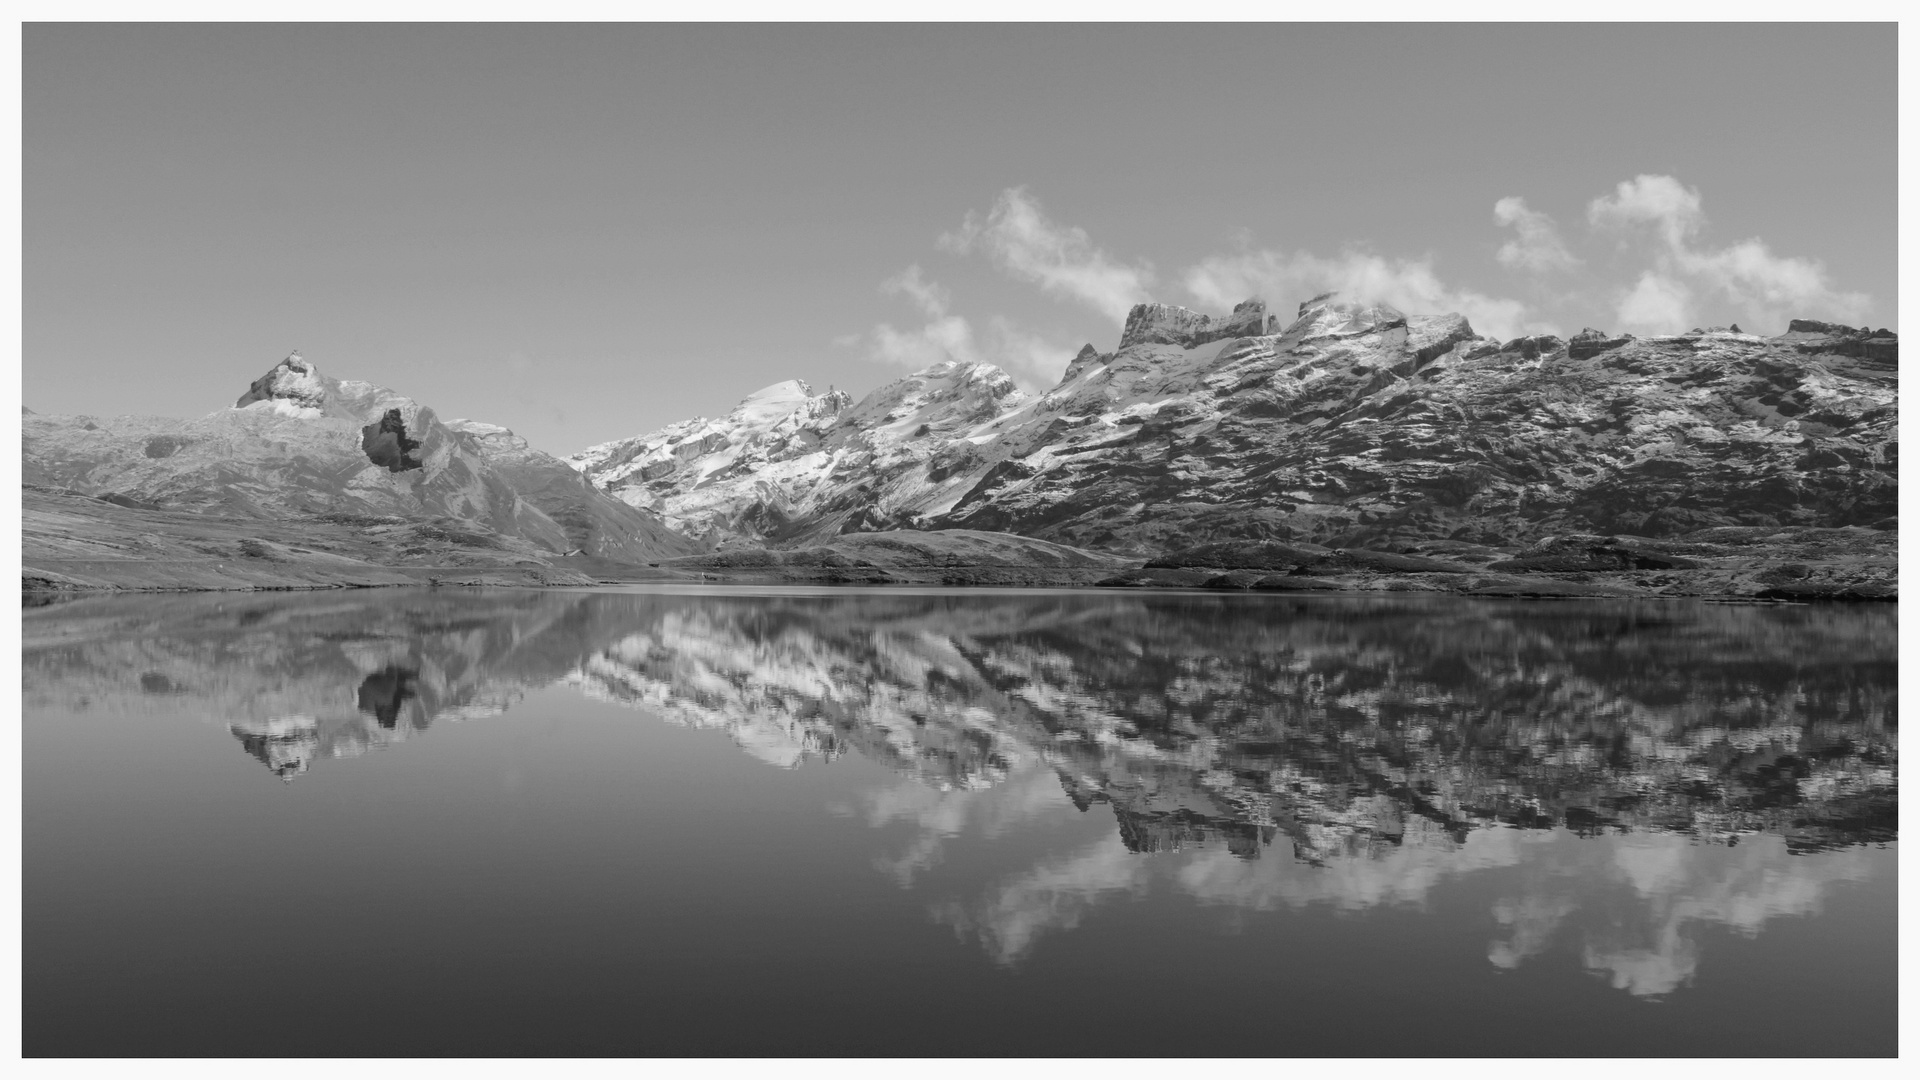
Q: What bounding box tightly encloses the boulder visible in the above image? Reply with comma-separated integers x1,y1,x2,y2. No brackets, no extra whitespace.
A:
1567,328,1635,360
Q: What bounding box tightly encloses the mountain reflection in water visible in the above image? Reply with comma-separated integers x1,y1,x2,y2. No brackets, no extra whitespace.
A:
23,587,1895,1004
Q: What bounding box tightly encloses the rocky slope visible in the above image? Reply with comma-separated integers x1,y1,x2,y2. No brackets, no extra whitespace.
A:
22,353,697,588
438,417,695,560
21,486,602,592
1099,523,1896,601
570,364,1020,546
574,297,1897,558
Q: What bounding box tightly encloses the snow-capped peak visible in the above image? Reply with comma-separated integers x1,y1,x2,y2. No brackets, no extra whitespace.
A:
234,352,332,418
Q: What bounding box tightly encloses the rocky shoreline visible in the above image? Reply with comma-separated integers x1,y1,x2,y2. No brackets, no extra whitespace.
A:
1094,526,1896,601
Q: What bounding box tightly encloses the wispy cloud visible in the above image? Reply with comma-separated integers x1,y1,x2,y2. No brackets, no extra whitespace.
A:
982,316,1074,387
856,264,1075,391
866,264,977,370
1175,176,1869,341
1679,239,1867,328
938,187,1155,320
1587,173,1869,332
1183,247,1539,341
882,263,952,318
1588,174,1705,248
1494,196,1579,273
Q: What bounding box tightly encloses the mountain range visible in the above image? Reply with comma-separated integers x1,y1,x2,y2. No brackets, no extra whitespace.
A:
573,294,1896,552
20,293,1898,597
22,353,696,590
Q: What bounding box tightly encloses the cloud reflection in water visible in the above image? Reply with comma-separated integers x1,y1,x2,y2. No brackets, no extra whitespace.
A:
23,587,1894,995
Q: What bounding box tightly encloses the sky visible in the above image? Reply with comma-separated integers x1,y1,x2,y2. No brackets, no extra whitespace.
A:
23,23,1897,457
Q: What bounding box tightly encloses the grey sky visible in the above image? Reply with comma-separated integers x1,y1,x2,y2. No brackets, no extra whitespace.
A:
24,23,1895,455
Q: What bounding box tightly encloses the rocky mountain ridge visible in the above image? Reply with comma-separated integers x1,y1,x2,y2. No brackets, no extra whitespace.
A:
569,362,1024,547
574,295,1897,557
21,294,1898,597
23,353,698,588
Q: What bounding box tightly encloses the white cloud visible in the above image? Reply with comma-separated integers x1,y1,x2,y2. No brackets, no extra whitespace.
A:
868,265,977,369
1678,239,1867,326
1494,196,1579,273
1587,173,1869,332
870,177,1871,383
1183,247,1540,341
1588,174,1705,248
938,187,1155,320
867,313,977,371
1615,272,1694,333
857,264,1076,393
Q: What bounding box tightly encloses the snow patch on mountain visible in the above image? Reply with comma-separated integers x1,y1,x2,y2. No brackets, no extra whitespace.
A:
569,363,1026,546
235,352,330,417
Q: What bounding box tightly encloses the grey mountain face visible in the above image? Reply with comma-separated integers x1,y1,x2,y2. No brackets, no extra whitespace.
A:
574,295,1897,554
23,354,698,566
20,291,1898,593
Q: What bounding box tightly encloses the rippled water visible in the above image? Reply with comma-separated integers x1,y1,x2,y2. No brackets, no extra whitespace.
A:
22,587,1897,1056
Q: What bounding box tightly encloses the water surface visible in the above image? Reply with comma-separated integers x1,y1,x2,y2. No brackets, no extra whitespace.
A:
22,587,1897,1056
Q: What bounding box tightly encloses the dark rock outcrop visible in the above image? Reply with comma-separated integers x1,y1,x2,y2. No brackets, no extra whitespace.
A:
361,408,425,472
1060,343,1104,384
1567,327,1635,360
234,352,330,412
1117,298,1269,350
1145,539,1329,571
1490,535,1700,572
1783,320,1898,364
1500,334,1567,360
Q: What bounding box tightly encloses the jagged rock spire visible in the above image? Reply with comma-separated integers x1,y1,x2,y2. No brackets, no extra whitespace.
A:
1117,298,1269,350
235,352,329,413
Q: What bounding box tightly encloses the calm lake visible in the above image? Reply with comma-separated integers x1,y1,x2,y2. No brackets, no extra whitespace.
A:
21,586,1897,1057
